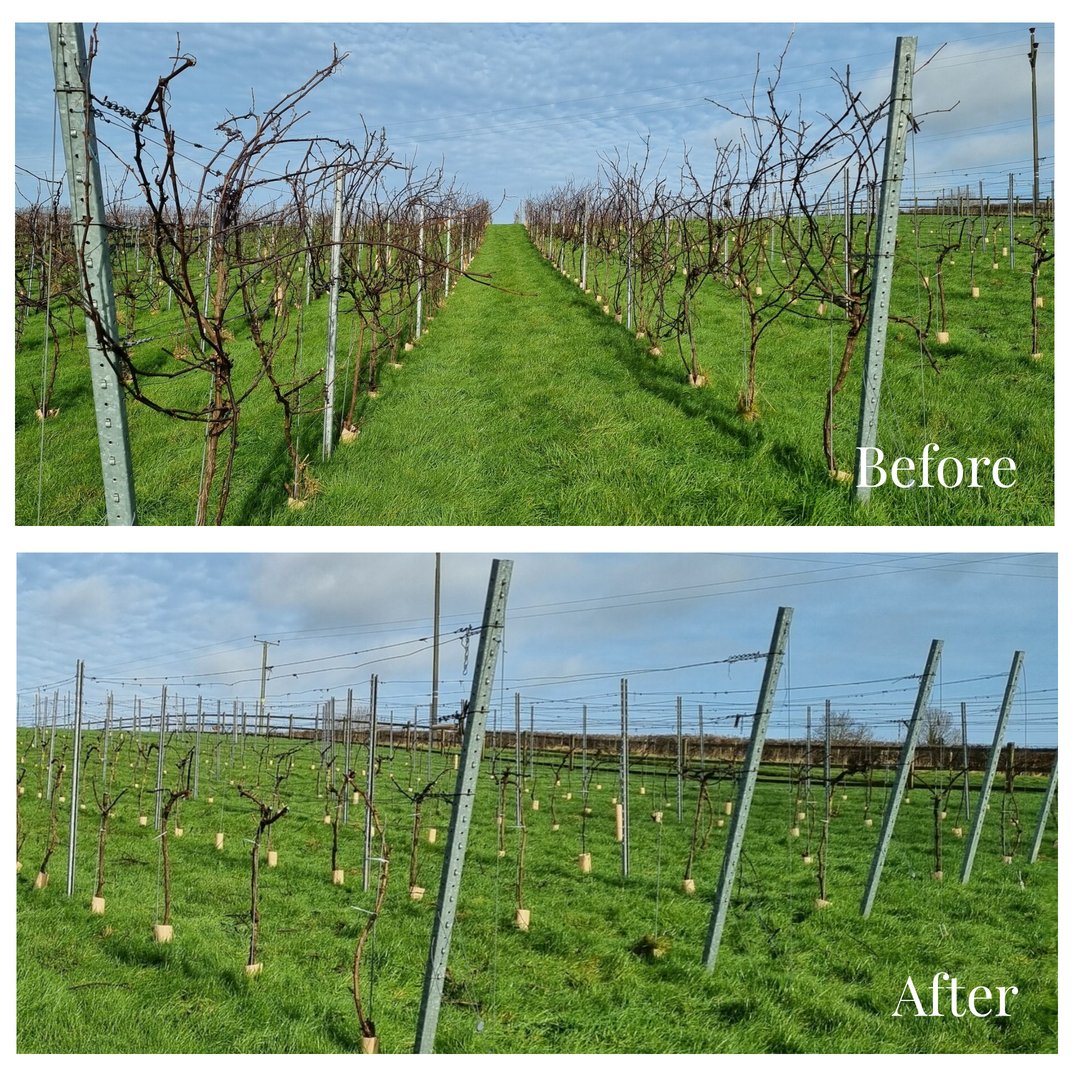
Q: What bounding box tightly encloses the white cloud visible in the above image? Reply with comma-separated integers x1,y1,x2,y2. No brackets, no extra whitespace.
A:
16,22,1052,220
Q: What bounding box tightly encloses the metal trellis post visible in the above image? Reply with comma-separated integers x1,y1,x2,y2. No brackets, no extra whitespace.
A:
529,706,536,786
154,686,167,830
698,704,705,767
414,559,513,1054
701,607,793,972
853,36,917,504
363,675,378,891
46,692,58,799
65,660,85,897
818,699,831,906
823,699,832,802
444,217,451,298
580,705,587,800
1008,173,1016,270
804,704,812,800
676,696,684,823
620,678,630,878
514,693,522,827
415,217,425,340
193,697,202,799
961,703,971,819
581,201,589,289
959,651,1024,883
1028,754,1058,863
322,165,344,460
102,693,112,788
48,23,136,524
860,639,943,917
343,688,353,825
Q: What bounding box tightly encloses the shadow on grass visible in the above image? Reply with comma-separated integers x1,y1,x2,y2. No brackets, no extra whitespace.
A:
547,273,840,503
570,293,766,454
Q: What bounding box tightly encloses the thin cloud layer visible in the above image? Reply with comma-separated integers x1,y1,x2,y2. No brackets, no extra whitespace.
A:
14,22,1054,220
17,553,1057,745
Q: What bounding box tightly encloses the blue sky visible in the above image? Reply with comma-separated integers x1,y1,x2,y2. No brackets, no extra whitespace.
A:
13,14,1055,223
16,552,1057,748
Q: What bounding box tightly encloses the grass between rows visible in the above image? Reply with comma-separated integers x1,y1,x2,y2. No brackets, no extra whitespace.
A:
17,733,1057,1053
15,223,1052,524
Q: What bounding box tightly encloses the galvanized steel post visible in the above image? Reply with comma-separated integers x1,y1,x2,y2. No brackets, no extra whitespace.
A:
823,700,832,863
363,675,378,890
514,693,523,827
322,165,344,460
702,608,793,972
48,24,136,524
415,217,425,340
343,688,353,825
961,703,971,819
860,640,943,917
1028,755,1058,863
65,660,85,897
444,217,451,298
102,693,112,788
529,706,536,786
960,651,1024,883
193,697,202,799
414,559,513,1054
46,692,58,800
580,705,588,800
675,696,684,823
698,704,705,767
620,678,630,878
1008,173,1016,269
154,686,167,830
581,200,589,289
853,36,917,503
823,700,832,788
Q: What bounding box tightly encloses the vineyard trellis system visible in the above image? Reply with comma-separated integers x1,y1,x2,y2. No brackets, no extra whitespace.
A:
17,577,1057,1052
24,23,491,525
521,35,1052,492
16,27,1054,526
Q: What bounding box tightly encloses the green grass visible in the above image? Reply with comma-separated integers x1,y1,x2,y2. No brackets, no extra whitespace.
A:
16,732,1057,1053
15,221,1052,524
